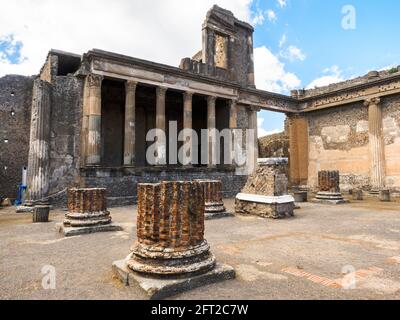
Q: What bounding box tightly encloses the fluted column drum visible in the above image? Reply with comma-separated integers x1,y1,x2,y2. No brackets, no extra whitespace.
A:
314,171,347,204
127,181,216,276
64,188,111,227
196,180,226,215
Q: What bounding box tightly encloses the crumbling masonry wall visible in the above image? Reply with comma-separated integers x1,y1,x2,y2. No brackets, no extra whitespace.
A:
0,75,34,199
306,95,400,192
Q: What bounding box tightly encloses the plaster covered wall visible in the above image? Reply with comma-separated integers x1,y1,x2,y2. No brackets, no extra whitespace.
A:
0,75,33,199
307,96,400,191
382,95,400,189
307,102,370,191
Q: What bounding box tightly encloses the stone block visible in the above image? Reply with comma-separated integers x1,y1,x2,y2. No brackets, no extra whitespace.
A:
32,205,50,223
352,189,363,201
112,259,235,300
379,189,391,202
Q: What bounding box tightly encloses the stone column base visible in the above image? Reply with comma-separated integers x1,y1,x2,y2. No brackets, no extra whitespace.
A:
112,259,235,300
205,202,233,220
312,192,349,205
235,194,295,219
56,223,123,237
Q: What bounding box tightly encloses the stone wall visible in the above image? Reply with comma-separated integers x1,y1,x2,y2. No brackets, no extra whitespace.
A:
382,95,400,189
307,102,370,191
0,75,34,199
258,131,289,158
306,95,400,192
47,76,84,200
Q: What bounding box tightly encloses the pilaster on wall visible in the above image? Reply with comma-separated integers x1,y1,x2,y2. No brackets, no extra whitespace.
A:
288,114,309,187
364,97,386,191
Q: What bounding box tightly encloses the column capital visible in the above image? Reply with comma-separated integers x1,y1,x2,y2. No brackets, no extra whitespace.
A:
364,97,381,107
207,95,217,105
156,86,168,97
87,74,103,88
229,99,238,107
125,80,138,91
183,91,194,100
248,105,261,112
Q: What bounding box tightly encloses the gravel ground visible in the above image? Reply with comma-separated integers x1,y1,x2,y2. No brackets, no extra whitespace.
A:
0,196,400,300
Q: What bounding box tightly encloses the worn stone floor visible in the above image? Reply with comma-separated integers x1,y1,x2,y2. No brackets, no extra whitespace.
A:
0,196,399,300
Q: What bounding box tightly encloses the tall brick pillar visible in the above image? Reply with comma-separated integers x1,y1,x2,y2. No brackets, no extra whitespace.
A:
288,114,309,187
364,97,386,193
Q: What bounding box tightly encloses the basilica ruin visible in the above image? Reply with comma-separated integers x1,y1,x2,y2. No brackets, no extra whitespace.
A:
1,5,400,207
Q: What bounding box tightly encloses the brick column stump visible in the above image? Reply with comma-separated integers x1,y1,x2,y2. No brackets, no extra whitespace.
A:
112,181,235,300
196,180,233,220
313,171,348,204
57,188,123,237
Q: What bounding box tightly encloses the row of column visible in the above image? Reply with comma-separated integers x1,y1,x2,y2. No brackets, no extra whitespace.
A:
82,74,256,168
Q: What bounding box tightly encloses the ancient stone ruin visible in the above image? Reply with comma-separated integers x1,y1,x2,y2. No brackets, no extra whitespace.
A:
58,188,122,236
235,158,295,219
112,181,234,299
313,171,348,204
196,180,233,219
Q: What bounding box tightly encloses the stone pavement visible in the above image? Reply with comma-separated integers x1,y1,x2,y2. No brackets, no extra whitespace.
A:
0,197,400,300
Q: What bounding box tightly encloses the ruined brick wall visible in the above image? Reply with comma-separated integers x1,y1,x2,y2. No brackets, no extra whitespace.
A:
307,102,370,191
47,76,84,204
258,132,289,158
0,75,34,199
382,94,400,189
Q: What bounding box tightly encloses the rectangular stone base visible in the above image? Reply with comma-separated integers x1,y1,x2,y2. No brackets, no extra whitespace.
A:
205,211,234,220
56,223,123,237
112,259,235,300
235,198,295,219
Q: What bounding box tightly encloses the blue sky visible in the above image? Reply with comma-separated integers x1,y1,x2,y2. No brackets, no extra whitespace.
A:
251,0,400,134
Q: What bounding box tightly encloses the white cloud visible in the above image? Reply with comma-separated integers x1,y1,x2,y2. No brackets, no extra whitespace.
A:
257,117,282,138
0,0,254,77
279,34,287,48
280,45,306,62
254,46,301,94
307,65,344,89
267,10,277,23
277,0,287,8
251,8,265,25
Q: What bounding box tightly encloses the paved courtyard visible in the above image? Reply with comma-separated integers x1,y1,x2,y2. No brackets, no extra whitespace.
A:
1,196,400,300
